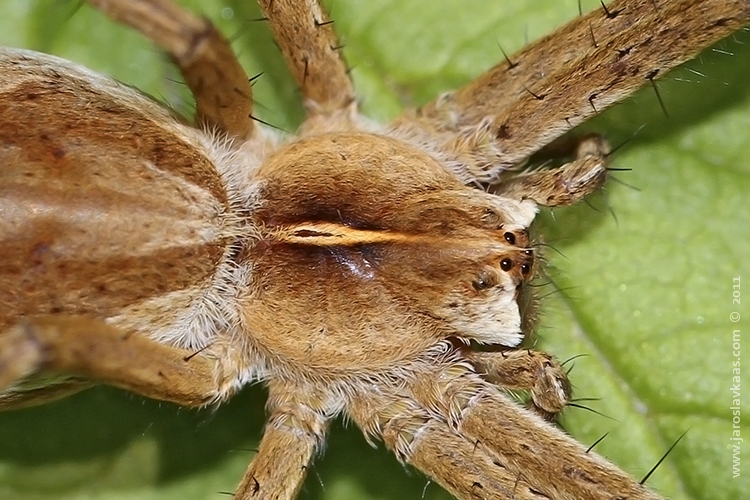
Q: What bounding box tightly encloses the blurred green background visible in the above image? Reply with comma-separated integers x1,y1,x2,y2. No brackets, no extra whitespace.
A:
0,1,748,499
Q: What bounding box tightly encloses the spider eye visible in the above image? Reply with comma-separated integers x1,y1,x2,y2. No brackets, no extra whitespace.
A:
472,272,493,291
482,209,501,227
504,232,516,245
521,262,531,275
500,258,513,271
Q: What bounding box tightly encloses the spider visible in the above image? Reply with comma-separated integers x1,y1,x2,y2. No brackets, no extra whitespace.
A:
0,0,747,499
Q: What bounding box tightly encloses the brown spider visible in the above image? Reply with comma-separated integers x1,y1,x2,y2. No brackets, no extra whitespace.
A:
0,0,747,499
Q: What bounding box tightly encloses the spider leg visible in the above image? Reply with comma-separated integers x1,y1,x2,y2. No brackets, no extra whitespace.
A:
394,0,750,171
0,379,94,411
348,387,545,500
457,390,663,499
408,363,663,500
490,134,609,207
234,380,332,500
467,349,571,420
0,315,217,410
87,0,254,139
257,0,356,121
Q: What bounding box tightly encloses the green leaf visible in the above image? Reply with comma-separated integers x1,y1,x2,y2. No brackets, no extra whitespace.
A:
1,1,748,499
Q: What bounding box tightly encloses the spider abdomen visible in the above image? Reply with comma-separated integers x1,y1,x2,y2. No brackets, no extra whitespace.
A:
0,49,230,338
